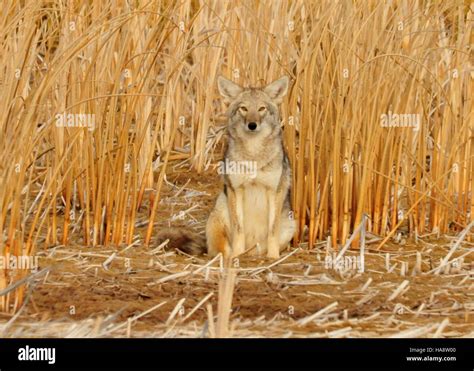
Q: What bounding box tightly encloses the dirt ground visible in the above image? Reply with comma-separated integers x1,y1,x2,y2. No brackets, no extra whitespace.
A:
2,166,473,337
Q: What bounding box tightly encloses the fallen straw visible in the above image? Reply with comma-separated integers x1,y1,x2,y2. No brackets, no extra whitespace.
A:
390,324,437,338
147,271,191,286
0,267,51,297
387,280,410,301
193,253,222,275
148,239,170,255
166,298,186,325
250,248,300,276
103,301,168,335
182,292,214,322
428,220,474,275
102,252,116,270
433,318,450,338
335,215,367,261
298,301,339,326
360,277,373,292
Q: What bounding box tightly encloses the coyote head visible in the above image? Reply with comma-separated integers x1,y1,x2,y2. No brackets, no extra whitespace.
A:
217,76,289,140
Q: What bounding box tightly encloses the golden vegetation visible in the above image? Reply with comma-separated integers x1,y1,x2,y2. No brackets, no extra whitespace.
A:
0,0,472,312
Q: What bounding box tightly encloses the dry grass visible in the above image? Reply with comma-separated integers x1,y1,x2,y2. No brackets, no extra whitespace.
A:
0,171,472,338
0,0,472,321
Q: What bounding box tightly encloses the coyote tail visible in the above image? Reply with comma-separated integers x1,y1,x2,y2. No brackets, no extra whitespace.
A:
155,228,207,255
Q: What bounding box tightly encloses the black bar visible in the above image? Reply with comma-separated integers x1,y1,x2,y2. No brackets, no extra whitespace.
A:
0,338,472,370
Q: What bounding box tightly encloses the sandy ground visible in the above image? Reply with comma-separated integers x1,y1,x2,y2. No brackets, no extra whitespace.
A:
1,167,473,337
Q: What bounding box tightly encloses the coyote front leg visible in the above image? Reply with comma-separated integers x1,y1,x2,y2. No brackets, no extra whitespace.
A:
227,186,245,257
267,188,284,259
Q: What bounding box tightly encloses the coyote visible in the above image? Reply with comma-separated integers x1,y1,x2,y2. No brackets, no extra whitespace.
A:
157,76,296,259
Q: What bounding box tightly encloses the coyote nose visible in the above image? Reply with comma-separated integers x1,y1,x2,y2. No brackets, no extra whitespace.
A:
248,122,257,131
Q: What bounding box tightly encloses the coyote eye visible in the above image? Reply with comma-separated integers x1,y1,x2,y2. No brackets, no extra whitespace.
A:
238,106,248,115
258,106,266,113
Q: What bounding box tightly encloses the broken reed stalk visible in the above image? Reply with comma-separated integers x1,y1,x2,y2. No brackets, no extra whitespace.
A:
215,266,237,338
0,1,472,313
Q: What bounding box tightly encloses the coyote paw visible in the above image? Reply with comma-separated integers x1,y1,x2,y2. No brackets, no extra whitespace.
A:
266,237,280,259
266,250,280,259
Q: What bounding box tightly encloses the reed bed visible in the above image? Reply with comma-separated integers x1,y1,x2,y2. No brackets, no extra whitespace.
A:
1,225,472,337
0,0,472,314
0,163,472,338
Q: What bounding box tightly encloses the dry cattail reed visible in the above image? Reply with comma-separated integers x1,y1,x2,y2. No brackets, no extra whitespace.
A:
0,1,471,313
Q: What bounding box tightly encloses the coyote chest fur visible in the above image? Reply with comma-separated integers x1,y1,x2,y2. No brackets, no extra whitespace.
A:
156,76,296,260
206,76,296,259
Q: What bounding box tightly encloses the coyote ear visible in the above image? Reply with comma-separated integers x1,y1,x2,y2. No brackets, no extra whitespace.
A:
264,76,289,104
217,76,243,101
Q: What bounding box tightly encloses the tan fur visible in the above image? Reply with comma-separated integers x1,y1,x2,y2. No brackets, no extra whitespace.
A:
155,76,296,260
207,76,296,259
